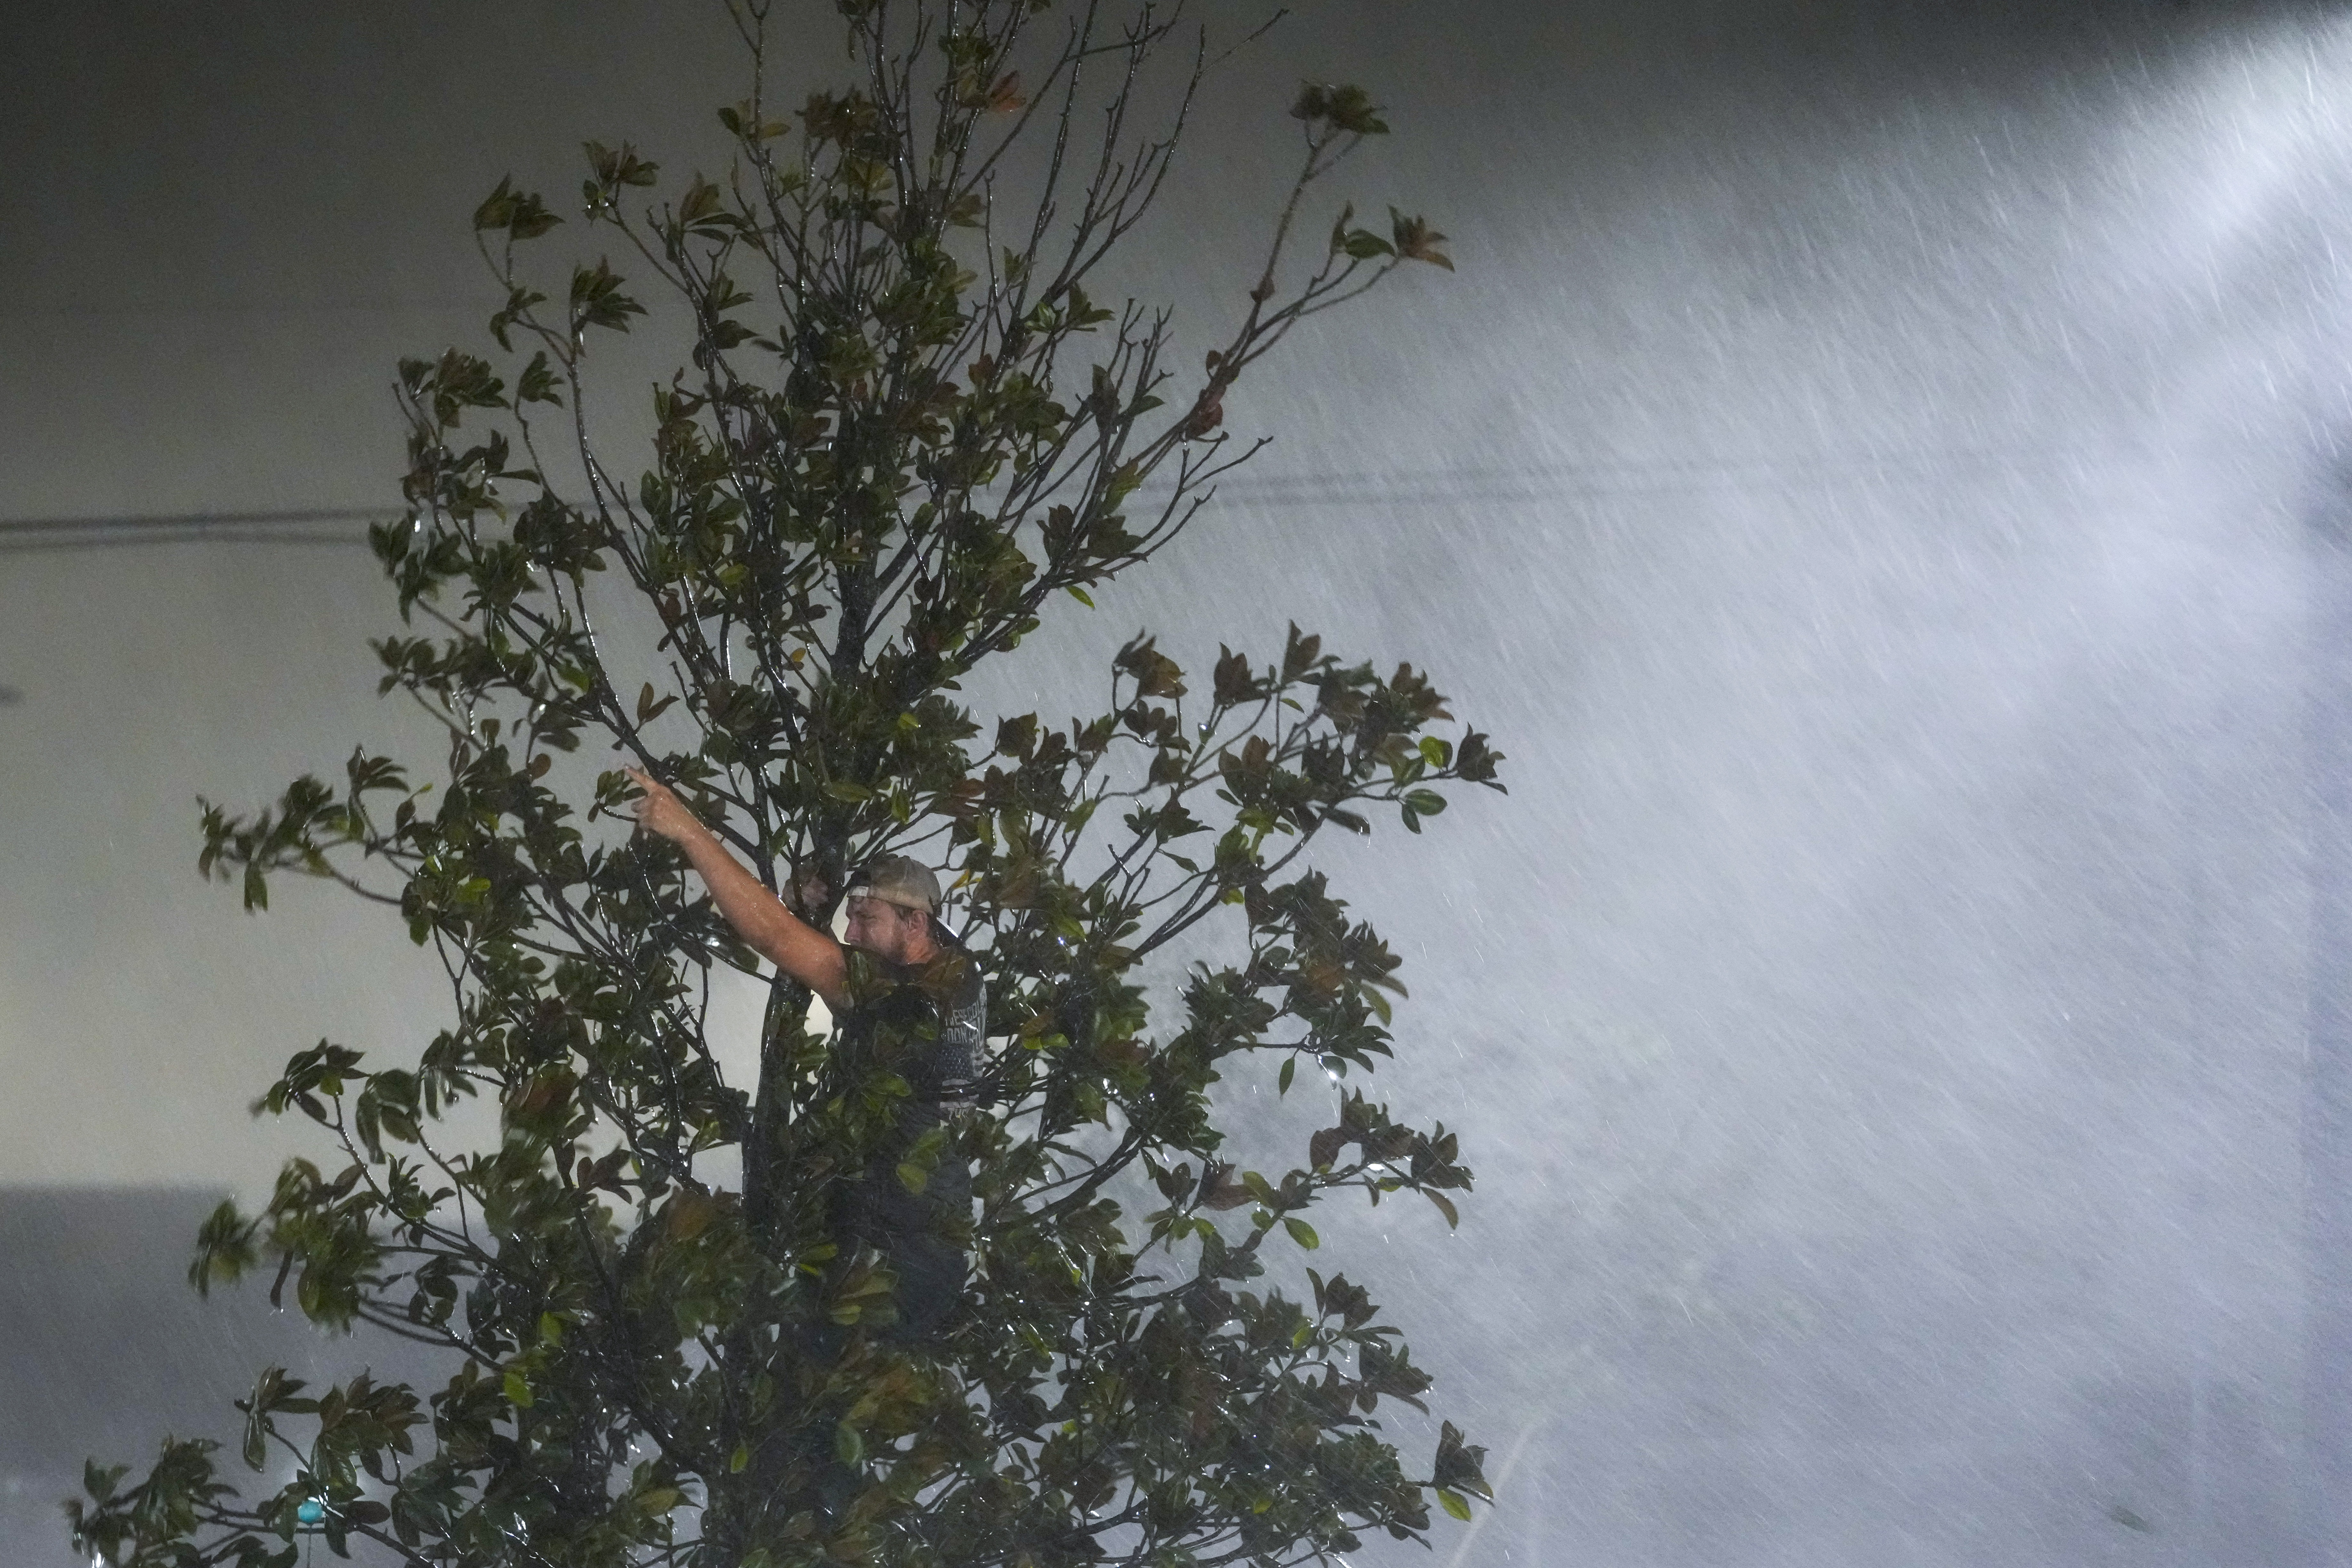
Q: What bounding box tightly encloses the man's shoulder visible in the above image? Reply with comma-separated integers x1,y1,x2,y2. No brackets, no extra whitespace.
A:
840,948,904,1005
928,944,980,983
841,947,978,1006
910,947,982,1009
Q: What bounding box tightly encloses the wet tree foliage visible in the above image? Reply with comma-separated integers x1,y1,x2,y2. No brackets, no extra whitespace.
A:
72,3,1498,1565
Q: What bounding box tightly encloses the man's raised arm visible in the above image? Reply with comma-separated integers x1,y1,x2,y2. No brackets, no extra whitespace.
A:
622,767,848,1007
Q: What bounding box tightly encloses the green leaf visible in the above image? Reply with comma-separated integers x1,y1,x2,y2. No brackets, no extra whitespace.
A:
1284,1217,1319,1250
1438,1488,1473,1522
1279,1057,1296,1094
731,1443,751,1474
516,351,563,407
636,682,678,724
569,257,646,333
1391,208,1455,271
83,1460,129,1507
473,179,515,231
1328,201,1356,255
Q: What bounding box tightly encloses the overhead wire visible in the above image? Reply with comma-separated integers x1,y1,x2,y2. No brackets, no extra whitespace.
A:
0,439,2233,704
0,507,381,555
0,439,2163,556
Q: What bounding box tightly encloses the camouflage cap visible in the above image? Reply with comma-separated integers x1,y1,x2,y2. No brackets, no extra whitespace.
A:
846,854,942,914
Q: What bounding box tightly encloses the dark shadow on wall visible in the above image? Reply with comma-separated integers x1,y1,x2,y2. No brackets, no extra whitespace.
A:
0,1188,447,1566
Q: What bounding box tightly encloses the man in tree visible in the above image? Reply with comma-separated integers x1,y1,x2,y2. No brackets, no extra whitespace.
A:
625,766,982,1341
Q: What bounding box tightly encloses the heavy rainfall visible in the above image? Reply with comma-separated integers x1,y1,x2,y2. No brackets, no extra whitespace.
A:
5,0,2351,1563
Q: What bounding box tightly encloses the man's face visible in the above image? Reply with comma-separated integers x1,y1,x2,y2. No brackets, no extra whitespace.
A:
843,895,927,963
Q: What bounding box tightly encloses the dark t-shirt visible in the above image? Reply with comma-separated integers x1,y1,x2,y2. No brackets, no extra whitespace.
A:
829,947,983,1272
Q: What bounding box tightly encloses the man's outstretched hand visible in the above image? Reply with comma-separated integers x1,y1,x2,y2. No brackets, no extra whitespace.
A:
619,765,848,1003
622,767,702,845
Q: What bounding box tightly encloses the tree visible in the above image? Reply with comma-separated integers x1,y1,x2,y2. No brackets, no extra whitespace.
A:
70,3,1500,1565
